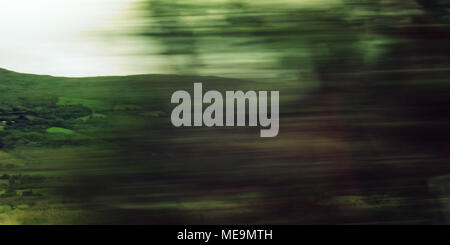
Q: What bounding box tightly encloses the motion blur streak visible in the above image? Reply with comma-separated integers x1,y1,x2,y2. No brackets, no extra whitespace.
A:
80,0,450,224
0,0,450,224
104,0,450,224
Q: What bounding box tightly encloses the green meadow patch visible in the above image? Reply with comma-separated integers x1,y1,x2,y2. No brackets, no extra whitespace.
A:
46,127,76,135
57,97,109,111
77,113,107,122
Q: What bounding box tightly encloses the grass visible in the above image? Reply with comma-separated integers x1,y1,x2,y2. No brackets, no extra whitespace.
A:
77,113,107,122
57,97,109,111
46,127,76,135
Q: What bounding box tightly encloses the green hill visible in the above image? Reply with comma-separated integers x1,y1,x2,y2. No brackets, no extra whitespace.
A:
0,67,265,224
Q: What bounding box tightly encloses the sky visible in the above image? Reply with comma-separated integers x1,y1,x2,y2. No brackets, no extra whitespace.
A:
0,0,154,77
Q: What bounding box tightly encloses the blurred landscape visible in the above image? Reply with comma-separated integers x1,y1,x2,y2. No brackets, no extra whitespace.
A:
0,0,450,224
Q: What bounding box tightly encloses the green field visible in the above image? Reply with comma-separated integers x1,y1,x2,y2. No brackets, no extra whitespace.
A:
0,68,280,224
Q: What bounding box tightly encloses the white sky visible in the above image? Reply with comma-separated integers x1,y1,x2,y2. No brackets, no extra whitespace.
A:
0,0,155,77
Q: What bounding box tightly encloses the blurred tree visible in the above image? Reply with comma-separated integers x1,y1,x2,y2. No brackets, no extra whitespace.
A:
417,0,450,21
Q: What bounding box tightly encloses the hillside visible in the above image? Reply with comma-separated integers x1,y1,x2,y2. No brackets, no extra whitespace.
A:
0,68,266,224
1,64,450,225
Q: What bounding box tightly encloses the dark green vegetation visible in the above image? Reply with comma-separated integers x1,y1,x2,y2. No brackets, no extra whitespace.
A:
1,52,450,225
